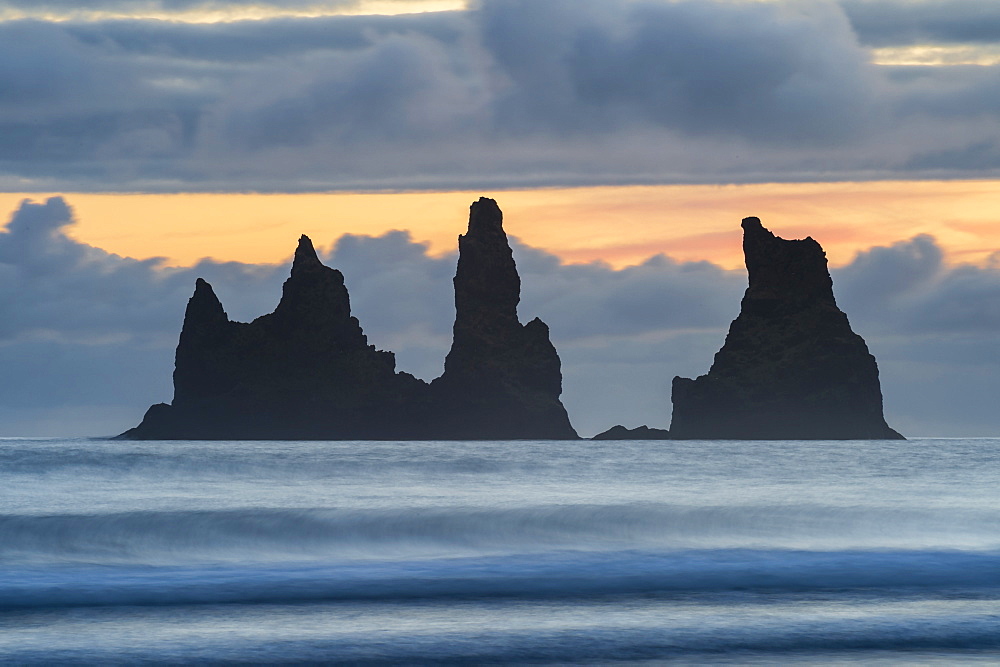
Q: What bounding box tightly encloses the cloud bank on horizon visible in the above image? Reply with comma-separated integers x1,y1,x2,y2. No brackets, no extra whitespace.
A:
3,196,998,437
3,0,1000,191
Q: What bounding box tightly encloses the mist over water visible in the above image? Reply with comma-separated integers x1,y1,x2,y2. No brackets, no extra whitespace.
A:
3,437,1000,663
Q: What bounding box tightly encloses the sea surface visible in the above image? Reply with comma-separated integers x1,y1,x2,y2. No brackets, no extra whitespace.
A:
2,436,1000,664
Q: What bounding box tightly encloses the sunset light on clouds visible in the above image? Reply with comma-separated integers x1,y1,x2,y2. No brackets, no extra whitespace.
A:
3,180,1000,270
2,0,1000,436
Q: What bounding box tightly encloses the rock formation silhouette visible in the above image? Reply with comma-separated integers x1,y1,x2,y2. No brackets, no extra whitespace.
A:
429,198,578,439
121,236,429,439
669,217,903,440
121,199,577,440
592,425,671,440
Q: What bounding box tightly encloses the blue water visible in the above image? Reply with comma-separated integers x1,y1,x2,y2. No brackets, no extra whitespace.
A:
2,437,1000,664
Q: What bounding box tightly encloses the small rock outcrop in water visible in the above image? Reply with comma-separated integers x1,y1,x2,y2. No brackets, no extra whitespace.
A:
121,199,577,440
122,236,429,439
429,198,578,439
669,217,903,440
592,425,671,440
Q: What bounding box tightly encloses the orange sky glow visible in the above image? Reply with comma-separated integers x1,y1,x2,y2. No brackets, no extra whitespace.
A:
2,180,998,270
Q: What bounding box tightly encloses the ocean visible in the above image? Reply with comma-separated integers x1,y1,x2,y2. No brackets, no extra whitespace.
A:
2,436,999,664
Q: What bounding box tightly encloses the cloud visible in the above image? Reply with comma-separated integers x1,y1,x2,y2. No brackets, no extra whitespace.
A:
480,0,878,144
0,197,285,344
829,234,1000,436
1,1,1000,190
62,11,466,64
840,0,1000,47
2,196,1000,437
834,234,1000,335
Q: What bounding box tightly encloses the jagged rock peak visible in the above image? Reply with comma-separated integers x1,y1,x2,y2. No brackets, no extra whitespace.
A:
291,234,323,275
185,278,228,327
273,234,362,346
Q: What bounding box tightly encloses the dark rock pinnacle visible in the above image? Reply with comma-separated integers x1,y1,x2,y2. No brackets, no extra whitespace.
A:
669,217,904,440
430,197,578,439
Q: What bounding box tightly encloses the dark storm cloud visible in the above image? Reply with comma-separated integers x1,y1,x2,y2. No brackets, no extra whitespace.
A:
479,0,877,144
2,196,999,436
905,141,1000,172
832,233,945,323
64,12,465,63
889,64,1000,119
514,242,744,337
3,0,1000,189
840,0,1000,47
831,235,1000,436
834,234,1000,335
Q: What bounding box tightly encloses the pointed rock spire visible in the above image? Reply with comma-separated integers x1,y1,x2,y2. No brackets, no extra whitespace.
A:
431,197,578,439
273,234,364,347
290,234,323,275
448,197,522,355
184,278,228,328
173,277,233,410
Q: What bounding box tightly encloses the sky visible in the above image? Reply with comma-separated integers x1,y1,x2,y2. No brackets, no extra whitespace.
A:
1,0,1000,437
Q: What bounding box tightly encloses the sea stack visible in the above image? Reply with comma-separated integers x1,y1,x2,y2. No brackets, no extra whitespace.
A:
429,198,578,439
122,200,578,440
669,217,903,440
121,235,428,439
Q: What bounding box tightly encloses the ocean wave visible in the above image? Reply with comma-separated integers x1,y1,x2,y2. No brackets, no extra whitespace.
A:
3,503,1000,565
6,619,1000,664
3,548,1000,609
0,439,538,477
